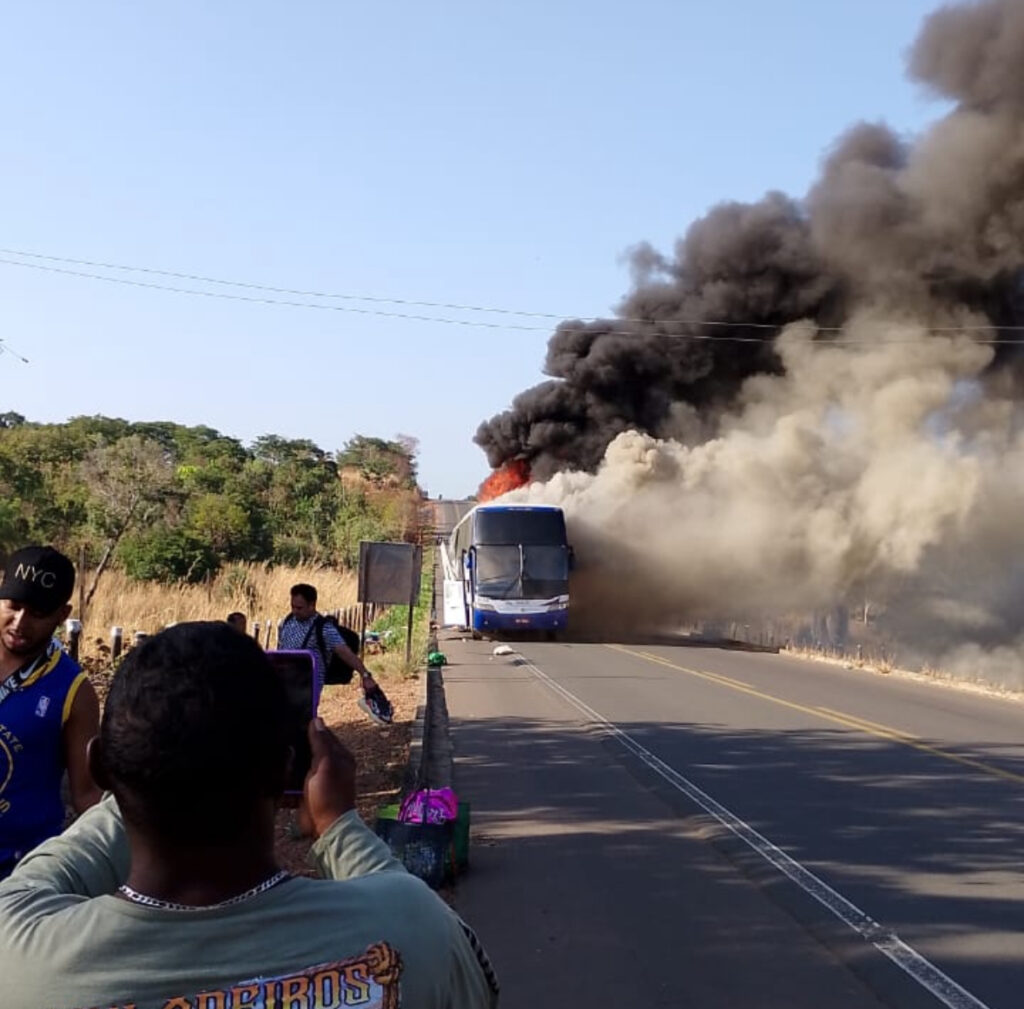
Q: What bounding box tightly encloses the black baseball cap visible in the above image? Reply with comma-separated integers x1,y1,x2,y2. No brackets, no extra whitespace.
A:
0,546,75,614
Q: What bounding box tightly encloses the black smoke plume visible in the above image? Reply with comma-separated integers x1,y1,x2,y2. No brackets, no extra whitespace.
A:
476,0,1024,480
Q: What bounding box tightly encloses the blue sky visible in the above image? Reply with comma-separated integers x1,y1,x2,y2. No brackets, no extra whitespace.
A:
1,1,946,496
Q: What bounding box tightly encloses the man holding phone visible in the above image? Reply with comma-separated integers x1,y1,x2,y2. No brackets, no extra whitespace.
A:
0,622,498,1009
279,583,393,725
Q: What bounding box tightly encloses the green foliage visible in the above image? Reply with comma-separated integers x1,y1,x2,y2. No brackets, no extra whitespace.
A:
337,433,419,488
0,415,422,586
332,492,389,568
119,525,220,583
371,603,411,640
185,493,254,554
0,497,27,549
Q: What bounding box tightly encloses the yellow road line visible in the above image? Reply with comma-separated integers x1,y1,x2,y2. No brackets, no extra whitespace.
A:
814,706,1024,785
608,644,1024,786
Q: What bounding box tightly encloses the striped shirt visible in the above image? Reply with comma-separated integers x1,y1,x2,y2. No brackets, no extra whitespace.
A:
278,614,344,673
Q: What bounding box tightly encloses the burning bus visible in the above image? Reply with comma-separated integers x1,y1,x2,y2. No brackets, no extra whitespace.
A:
441,503,572,639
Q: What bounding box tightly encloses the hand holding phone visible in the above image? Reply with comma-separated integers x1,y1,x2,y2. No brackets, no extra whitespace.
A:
296,717,358,838
266,650,322,795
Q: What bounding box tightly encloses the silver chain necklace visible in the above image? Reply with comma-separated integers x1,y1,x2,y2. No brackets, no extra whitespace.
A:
117,869,290,912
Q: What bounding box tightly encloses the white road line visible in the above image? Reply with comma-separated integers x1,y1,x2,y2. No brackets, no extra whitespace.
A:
517,653,992,1009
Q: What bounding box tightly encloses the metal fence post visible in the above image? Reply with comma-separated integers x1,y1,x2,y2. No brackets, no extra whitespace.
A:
65,619,82,661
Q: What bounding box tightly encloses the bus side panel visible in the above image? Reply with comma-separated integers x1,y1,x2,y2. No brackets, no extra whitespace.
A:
443,578,467,627
440,542,468,627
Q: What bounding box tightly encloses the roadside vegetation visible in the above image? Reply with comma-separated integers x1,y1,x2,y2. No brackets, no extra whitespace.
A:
0,411,426,650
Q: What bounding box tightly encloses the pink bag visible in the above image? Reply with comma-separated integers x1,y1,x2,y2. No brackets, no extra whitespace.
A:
398,787,458,825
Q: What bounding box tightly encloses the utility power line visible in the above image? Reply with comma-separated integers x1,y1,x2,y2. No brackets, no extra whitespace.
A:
0,339,29,363
2,246,1024,345
0,246,568,320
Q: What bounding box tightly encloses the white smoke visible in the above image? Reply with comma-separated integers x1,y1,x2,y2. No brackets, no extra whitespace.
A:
508,316,1024,683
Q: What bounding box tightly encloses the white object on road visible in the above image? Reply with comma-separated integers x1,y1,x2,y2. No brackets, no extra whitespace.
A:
492,644,514,656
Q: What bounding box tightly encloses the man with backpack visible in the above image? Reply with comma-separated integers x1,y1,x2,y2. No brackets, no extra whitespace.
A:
278,583,393,724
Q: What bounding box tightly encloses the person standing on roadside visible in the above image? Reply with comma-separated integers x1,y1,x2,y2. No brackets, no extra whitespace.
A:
226,611,248,635
279,583,393,724
0,545,101,879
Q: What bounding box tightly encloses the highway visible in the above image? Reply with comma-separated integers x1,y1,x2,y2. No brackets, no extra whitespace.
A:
432,503,1024,1009
427,497,472,541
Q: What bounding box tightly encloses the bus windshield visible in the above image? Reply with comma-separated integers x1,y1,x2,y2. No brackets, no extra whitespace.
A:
475,544,569,600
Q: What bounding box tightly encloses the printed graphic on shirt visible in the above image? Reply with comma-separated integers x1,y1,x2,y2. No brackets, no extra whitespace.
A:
34,695,50,718
77,942,403,1009
0,744,11,815
0,725,22,816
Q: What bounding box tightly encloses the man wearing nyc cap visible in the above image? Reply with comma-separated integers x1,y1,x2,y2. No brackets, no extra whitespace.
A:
0,545,101,878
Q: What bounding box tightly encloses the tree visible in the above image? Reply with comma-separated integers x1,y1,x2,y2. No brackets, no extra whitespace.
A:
251,435,327,466
337,434,418,488
79,436,178,611
119,525,219,583
0,413,424,587
185,493,254,555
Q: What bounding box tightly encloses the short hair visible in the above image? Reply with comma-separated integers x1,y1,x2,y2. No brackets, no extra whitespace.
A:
290,583,317,605
226,611,246,624
100,622,289,843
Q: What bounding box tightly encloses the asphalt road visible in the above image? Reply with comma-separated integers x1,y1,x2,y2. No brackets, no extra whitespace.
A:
440,634,1024,1009
429,498,473,539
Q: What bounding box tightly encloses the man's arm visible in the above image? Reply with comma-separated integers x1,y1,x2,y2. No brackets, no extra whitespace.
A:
311,808,405,880
446,914,501,1008
299,721,496,1003
301,719,403,879
62,676,103,814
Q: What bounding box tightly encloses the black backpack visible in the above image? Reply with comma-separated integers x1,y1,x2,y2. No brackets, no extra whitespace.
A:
283,613,361,685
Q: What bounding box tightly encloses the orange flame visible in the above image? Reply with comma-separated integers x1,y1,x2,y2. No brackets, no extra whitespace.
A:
478,459,531,502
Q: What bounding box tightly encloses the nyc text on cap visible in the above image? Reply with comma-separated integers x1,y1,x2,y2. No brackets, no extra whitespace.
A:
0,546,75,613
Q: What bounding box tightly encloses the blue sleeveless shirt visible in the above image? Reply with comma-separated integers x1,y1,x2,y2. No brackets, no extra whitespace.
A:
0,645,86,868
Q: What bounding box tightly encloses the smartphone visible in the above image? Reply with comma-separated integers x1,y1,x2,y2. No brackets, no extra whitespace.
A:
266,649,323,794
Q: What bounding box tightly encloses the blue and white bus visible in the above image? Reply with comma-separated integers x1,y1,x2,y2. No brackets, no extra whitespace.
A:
442,503,572,637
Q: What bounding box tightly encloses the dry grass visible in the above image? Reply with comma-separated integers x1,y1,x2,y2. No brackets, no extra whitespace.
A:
75,563,358,661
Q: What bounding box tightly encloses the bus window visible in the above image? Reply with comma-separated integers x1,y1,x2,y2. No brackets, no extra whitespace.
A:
475,509,566,545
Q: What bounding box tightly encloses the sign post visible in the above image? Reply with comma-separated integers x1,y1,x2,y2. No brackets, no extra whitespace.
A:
357,542,423,664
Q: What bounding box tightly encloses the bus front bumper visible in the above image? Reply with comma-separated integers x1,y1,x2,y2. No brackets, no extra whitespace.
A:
472,608,568,633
